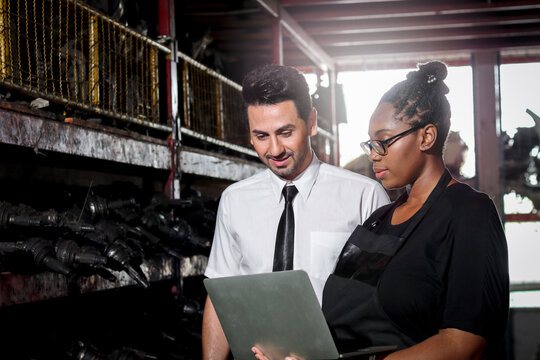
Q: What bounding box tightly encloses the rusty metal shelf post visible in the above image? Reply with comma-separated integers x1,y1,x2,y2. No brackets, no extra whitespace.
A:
159,0,182,201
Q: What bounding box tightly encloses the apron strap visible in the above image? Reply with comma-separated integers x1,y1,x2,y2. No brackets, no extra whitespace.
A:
400,169,453,240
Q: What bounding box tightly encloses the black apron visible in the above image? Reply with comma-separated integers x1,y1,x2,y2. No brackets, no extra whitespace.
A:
322,170,453,351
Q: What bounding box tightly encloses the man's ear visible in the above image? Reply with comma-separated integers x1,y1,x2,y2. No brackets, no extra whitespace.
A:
419,124,437,151
307,108,318,136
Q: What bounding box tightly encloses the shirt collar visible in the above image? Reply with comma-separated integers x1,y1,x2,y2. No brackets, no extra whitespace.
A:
268,152,321,203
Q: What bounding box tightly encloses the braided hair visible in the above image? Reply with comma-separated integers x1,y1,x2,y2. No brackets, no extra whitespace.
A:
380,61,451,155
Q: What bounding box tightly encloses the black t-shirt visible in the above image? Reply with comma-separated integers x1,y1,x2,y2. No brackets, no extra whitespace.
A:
367,183,509,343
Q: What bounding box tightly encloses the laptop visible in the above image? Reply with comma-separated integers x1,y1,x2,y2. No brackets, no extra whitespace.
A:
204,270,396,360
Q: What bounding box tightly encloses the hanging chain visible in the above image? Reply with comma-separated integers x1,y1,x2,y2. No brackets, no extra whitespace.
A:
40,0,48,94
106,16,111,112
32,0,39,91
65,0,70,101
24,0,30,88
6,0,13,85
48,0,55,94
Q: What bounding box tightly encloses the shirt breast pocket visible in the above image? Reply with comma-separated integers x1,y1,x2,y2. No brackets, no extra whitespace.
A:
310,231,351,279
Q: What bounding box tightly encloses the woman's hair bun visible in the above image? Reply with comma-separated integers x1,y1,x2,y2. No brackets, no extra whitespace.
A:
405,61,449,94
417,61,448,83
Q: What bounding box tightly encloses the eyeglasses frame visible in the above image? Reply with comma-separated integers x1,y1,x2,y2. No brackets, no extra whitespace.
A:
360,124,425,156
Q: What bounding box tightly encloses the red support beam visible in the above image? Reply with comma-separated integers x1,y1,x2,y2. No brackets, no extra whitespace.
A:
255,0,335,72
272,16,284,65
472,51,504,217
506,213,540,222
158,0,175,121
159,0,181,200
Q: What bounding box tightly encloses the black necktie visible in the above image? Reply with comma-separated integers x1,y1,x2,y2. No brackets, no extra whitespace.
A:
273,184,299,272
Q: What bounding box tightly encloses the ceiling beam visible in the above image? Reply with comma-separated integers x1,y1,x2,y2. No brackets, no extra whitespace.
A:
325,36,540,58
277,35,540,65
300,13,540,35
282,0,405,5
215,30,540,56
287,1,540,22
253,0,335,72
333,53,474,72
312,25,540,47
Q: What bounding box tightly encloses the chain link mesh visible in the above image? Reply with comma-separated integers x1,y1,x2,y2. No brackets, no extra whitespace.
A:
181,60,249,148
0,0,160,126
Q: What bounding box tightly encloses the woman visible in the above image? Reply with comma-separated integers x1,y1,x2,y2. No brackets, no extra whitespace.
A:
253,61,509,360
321,61,509,359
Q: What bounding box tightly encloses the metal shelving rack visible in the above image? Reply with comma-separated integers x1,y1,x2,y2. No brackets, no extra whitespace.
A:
0,0,264,306
0,94,261,306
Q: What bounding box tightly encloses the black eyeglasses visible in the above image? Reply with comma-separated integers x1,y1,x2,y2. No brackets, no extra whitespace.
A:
360,124,424,156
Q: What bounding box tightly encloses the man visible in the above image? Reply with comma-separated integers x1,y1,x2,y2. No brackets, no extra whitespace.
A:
202,65,389,360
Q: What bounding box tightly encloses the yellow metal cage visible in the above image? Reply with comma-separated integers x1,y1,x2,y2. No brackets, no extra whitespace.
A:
181,56,250,148
0,0,162,128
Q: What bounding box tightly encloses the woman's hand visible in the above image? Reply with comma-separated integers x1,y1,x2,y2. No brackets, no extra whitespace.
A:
251,346,298,360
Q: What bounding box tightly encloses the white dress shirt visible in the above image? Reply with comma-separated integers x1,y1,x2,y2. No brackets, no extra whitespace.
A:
205,154,390,303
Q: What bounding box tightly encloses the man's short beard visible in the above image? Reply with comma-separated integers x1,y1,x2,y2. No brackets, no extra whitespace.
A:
267,145,310,180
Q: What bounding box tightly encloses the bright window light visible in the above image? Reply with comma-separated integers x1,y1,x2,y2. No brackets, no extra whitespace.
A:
511,291,540,308
501,62,540,307
504,192,535,214
505,222,540,285
337,66,475,178
500,63,540,137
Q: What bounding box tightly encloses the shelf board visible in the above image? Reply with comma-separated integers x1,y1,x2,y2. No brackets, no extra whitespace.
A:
0,107,171,170
1,107,264,182
179,146,264,182
0,255,208,307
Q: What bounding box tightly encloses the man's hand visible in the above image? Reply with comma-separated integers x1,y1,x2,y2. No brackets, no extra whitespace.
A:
202,295,230,360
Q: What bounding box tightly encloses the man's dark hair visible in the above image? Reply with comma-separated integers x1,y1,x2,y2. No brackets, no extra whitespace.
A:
242,65,312,123
380,61,451,155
